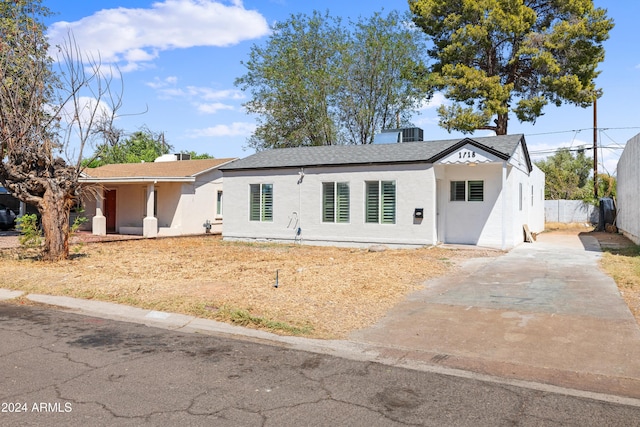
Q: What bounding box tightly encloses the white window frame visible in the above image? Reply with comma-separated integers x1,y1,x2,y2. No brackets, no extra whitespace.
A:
216,190,223,217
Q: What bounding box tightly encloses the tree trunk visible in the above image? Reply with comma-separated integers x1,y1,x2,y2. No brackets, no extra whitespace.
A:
494,113,508,135
39,185,72,262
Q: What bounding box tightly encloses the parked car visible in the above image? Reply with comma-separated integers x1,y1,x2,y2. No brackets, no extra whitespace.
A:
0,204,17,230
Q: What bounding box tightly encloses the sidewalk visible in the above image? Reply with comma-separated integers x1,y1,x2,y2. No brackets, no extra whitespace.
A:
1,231,639,402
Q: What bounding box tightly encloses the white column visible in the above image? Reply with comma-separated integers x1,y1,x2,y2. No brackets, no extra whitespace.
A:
92,192,106,236
19,201,26,217
143,183,158,238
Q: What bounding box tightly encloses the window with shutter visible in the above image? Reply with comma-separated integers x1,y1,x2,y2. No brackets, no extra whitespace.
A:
336,182,350,223
365,180,395,224
249,183,273,222
381,181,396,224
261,184,273,221
450,181,465,201
365,181,380,223
468,181,483,202
250,184,260,221
322,182,335,223
323,182,350,223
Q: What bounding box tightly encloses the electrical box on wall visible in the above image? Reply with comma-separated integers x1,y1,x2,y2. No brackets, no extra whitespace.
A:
414,208,424,219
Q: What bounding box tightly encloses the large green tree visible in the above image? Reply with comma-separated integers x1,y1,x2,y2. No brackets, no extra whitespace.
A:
235,10,429,149
85,128,173,167
408,0,614,135
535,148,592,200
84,126,215,167
0,0,122,261
236,11,345,149
339,11,429,145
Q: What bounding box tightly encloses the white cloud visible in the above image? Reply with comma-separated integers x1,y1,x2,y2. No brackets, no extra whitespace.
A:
197,102,235,114
187,122,255,138
146,76,179,89
186,87,244,101
419,92,448,110
151,81,245,115
47,0,270,71
58,96,113,128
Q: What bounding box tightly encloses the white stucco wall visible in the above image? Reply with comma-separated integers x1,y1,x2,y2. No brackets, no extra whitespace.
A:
223,142,544,250
434,162,505,247
175,169,224,235
617,133,640,244
528,164,546,233
223,163,438,248
81,168,225,237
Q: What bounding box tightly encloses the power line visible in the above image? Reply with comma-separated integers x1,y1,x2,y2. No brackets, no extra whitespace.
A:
529,145,624,155
524,126,640,137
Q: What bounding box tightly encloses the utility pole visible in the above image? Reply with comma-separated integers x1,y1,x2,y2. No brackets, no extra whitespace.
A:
593,96,598,200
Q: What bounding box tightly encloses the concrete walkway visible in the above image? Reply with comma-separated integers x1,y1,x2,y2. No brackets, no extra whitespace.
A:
350,232,640,398
1,231,639,401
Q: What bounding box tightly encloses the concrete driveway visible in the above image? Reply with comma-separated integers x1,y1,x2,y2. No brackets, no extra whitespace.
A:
350,232,640,398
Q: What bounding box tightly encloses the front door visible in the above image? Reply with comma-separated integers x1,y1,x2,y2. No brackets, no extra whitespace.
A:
104,190,116,233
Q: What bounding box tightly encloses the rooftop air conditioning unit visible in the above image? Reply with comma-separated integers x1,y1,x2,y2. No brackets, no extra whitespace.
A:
377,127,424,143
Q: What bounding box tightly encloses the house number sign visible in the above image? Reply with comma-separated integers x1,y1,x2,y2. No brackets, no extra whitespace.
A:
458,150,476,159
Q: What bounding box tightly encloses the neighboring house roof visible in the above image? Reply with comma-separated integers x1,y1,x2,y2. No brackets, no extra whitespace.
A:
219,134,531,172
79,158,237,183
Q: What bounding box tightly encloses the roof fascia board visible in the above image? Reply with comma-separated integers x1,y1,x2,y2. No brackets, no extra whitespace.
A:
221,159,436,172
78,177,196,184
191,159,237,176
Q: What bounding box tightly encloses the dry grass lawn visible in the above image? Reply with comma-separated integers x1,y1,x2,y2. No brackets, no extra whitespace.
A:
595,234,640,323
547,223,640,324
0,235,499,339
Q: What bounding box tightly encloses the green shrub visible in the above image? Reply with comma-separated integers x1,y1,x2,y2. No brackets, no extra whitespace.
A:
16,214,42,249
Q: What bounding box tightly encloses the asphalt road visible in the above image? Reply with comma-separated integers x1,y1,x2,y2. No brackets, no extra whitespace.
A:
1,303,639,426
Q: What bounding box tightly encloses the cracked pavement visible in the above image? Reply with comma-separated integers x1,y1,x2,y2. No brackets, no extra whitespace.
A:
1,303,640,426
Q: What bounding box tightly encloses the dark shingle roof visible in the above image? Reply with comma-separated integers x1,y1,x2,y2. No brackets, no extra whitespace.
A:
220,134,528,171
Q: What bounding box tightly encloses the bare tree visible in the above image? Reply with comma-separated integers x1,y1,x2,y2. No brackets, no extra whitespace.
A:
0,0,122,261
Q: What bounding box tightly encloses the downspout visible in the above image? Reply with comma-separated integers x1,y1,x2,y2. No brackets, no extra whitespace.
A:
296,168,304,243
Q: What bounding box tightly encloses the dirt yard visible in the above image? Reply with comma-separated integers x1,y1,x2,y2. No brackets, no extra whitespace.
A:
0,235,500,338
1,229,638,339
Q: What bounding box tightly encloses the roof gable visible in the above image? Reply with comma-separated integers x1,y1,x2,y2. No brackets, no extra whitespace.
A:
435,142,505,165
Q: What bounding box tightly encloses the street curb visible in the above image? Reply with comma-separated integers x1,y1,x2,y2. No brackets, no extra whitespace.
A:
1,289,639,407
0,289,25,300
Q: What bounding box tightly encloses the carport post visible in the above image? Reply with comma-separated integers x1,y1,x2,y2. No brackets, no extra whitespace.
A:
143,183,158,238
92,193,106,236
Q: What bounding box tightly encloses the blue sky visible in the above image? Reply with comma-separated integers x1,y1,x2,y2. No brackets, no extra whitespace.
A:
43,0,640,175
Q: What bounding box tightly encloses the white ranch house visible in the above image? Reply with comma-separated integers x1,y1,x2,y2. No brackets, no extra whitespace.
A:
220,134,545,250
79,157,235,237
